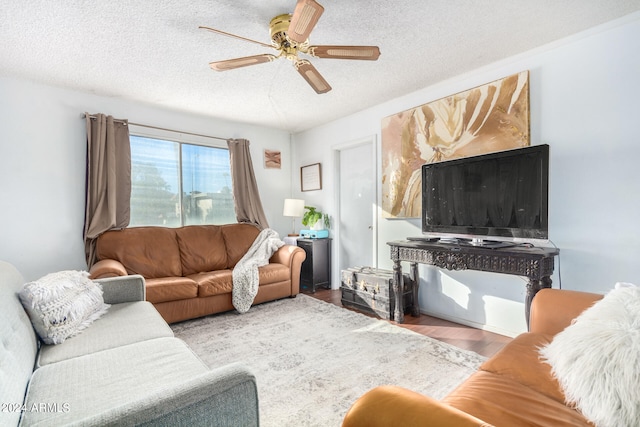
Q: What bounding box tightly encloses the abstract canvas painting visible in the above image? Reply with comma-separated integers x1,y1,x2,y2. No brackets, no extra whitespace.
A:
381,71,530,218
264,149,282,169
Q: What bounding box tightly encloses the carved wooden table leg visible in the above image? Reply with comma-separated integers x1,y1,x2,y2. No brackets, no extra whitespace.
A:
409,262,420,316
525,276,553,329
392,259,404,323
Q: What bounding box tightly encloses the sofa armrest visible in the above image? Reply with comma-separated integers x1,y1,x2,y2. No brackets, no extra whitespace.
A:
95,275,146,304
270,244,305,266
70,363,259,427
529,288,603,336
89,259,127,279
342,385,491,427
270,244,306,294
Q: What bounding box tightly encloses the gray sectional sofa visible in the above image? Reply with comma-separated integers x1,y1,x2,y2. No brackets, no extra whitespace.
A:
0,260,260,426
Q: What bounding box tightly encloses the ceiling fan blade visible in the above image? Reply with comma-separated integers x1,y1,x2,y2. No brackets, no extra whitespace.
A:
209,54,277,71
308,45,381,60
199,26,275,50
288,0,324,44
294,59,331,94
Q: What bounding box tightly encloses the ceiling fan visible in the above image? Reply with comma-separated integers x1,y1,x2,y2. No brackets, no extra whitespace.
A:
199,0,381,94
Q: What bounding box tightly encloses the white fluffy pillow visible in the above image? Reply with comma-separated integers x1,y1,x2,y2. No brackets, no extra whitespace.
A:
539,283,640,427
19,270,110,345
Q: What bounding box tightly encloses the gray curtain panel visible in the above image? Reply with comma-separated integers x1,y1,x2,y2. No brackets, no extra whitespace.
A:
227,138,269,229
84,113,131,267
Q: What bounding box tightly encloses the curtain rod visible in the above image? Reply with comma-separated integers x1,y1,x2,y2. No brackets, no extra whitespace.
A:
83,114,229,141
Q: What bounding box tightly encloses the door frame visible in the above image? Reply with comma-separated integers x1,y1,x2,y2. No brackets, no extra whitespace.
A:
332,135,378,288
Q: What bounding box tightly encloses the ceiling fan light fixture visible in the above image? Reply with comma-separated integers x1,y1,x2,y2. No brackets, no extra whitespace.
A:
202,0,378,94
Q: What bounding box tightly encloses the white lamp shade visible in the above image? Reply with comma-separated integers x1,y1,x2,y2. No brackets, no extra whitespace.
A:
283,198,305,217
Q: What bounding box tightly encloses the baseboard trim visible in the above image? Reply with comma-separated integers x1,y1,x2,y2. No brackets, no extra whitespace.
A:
420,309,520,338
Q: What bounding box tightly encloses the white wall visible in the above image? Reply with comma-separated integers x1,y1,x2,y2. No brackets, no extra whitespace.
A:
291,13,640,336
0,77,292,281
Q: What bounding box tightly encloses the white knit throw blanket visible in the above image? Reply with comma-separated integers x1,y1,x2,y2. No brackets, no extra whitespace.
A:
232,228,284,313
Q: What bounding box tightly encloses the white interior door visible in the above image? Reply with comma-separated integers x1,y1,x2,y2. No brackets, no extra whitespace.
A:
337,140,375,273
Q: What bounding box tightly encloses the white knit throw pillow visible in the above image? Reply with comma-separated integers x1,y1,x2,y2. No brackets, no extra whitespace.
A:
19,270,110,345
539,283,640,427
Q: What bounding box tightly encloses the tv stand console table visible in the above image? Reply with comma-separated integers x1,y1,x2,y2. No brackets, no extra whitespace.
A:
388,240,560,327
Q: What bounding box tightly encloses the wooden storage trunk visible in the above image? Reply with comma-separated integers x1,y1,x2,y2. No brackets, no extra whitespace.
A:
340,267,414,321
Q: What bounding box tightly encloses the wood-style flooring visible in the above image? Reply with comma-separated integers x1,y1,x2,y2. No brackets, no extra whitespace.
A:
307,288,512,358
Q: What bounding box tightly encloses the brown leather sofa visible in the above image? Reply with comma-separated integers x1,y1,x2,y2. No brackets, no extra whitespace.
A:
342,288,603,427
89,223,306,324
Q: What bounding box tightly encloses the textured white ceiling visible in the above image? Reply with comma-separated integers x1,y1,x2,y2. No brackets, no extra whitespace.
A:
2,1,640,132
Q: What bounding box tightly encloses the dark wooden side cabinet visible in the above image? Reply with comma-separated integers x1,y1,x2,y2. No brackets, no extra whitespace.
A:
297,238,332,292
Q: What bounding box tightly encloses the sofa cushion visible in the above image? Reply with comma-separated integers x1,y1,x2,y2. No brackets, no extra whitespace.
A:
191,270,234,297
443,370,592,426
192,264,290,298
146,277,198,303
176,225,229,275
18,270,110,345
96,227,182,278
22,337,210,426
37,301,174,367
480,331,563,403
0,261,39,427
221,223,261,268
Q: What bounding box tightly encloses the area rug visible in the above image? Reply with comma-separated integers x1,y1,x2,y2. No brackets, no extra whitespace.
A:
171,294,485,427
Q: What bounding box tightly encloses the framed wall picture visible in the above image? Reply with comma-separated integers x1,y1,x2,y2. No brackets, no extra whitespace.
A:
301,163,322,191
264,149,282,169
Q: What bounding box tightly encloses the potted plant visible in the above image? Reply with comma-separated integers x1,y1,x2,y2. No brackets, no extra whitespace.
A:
301,206,330,230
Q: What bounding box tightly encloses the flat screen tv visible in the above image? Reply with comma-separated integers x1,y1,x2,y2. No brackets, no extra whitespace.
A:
421,144,549,245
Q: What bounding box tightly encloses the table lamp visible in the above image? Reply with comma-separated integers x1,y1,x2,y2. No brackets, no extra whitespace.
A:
283,198,305,236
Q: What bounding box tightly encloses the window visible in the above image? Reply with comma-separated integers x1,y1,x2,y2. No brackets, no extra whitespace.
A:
129,135,235,227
